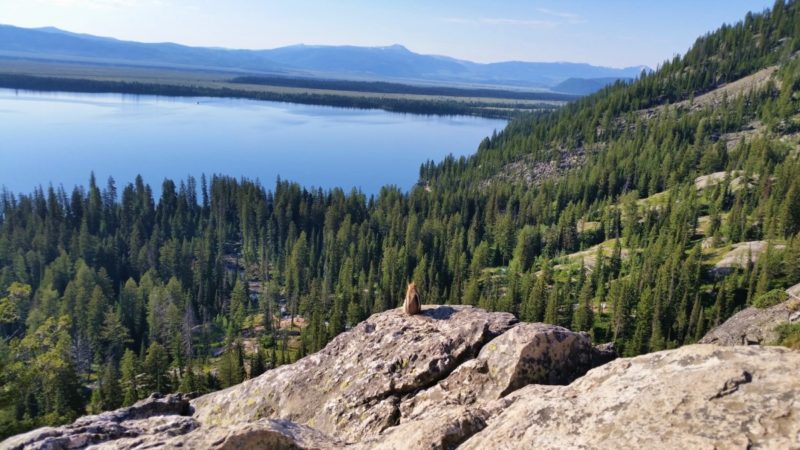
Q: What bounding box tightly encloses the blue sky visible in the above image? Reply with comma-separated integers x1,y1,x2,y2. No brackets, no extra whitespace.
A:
0,0,775,68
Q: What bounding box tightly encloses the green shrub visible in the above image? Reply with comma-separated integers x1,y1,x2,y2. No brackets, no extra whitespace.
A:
774,323,800,349
753,289,789,309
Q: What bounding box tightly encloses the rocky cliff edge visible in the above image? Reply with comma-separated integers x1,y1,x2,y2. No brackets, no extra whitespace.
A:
4,305,800,450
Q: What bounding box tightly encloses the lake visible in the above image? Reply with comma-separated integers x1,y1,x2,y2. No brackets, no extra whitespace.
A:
0,89,506,196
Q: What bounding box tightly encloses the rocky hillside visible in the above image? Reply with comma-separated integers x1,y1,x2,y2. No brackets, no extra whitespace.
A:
699,283,800,347
700,297,800,346
5,305,800,449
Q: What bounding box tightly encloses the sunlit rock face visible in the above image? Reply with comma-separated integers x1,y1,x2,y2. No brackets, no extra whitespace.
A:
7,306,800,450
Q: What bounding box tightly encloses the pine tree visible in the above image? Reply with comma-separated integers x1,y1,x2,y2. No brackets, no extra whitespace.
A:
544,281,560,325
91,360,122,413
713,283,727,327
87,285,108,355
649,295,665,352
522,262,550,322
250,346,267,378
260,285,274,335
218,339,244,388
610,279,631,344
788,233,800,283
693,306,707,342
178,360,205,394
100,308,130,362
727,195,747,242
230,278,248,331
178,363,196,394
609,238,623,277
52,319,86,420
687,294,702,343
754,243,774,300
463,276,480,307
143,342,170,394
782,180,800,236
330,295,345,336
571,273,594,332
120,349,141,406
346,298,363,328
628,288,652,356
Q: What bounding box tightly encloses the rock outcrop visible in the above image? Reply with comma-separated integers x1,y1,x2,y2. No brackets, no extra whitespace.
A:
788,281,800,299
710,241,786,277
460,345,800,449
3,306,607,449
191,305,520,443
1,394,198,450
700,296,800,346
5,305,800,449
103,419,343,450
357,323,609,449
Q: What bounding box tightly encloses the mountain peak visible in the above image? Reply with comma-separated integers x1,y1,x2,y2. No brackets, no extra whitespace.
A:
382,43,410,52
33,26,63,33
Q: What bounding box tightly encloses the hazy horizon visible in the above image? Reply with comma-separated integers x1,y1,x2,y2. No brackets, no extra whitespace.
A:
0,0,774,69
0,23,652,70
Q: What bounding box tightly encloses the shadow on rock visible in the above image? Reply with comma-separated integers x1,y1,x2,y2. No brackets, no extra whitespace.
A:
422,305,458,320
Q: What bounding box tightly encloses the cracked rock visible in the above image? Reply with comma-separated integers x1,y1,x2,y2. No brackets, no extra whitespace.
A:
191,305,518,443
360,323,608,450
460,345,800,449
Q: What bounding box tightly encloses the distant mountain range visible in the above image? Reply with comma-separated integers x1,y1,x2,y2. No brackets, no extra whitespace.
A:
0,24,647,92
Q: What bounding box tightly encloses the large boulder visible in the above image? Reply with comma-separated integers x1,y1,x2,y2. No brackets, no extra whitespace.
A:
399,323,601,420
700,296,800,345
191,305,517,443
460,344,800,449
358,323,609,449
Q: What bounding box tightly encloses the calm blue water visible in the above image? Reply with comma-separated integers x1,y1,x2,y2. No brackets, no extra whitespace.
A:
0,89,505,196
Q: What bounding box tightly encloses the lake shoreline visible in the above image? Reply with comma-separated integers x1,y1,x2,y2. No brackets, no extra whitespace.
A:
0,71,557,120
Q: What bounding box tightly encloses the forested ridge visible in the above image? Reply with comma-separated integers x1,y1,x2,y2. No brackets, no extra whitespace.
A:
229,75,577,101
2,0,800,439
0,73,548,119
